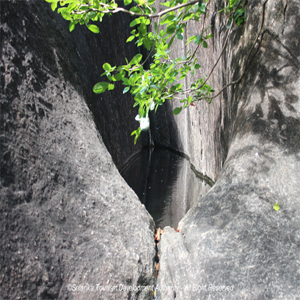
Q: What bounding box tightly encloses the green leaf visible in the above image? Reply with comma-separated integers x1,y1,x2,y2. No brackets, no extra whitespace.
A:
198,2,206,13
124,0,132,5
51,2,58,11
183,12,193,22
195,34,203,45
103,63,112,71
186,35,196,45
143,37,154,50
161,1,170,7
69,22,76,32
79,6,90,11
129,6,143,13
205,33,213,39
131,127,141,145
108,84,115,90
173,107,182,115
129,54,143,65
123,86,130,94
138,23,147,35
273,202,280,211
168,35,176,49
58,7,72,20
203,40,208,48
59,0,76,5
195,64,201,69
134,0,145,5
130,18,141,27
122,77,130,85
160,15,175,25
93,82,109,93
87,24,100,34
227,17,232,29
166,25,176,35
176,32,183,40
113,73,123,81
126,35,135,42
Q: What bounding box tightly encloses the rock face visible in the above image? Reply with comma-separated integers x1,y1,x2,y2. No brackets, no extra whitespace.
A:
2,0,300,299
157,0,300,299
0,1,155,299
151,0,235,182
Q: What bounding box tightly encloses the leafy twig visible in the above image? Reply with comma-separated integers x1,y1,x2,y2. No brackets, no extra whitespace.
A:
73,0,202,19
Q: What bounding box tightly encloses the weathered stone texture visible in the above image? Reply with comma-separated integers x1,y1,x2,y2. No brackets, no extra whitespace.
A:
157,0,300,299
0,1,155,299
151,0,236,181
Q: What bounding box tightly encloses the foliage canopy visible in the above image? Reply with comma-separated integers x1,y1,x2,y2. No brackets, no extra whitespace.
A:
46,0,246,143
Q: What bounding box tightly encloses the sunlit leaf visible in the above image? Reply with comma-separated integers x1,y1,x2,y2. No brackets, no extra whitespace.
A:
183,13,193,22
129,53,143,65
130,18,142,27
123,86,130,94
131,127,141,145
126,35,135,42
103,63,112,71
186,35,196,45
93,82,109,93
129,6,143,13
161,1,170,7
108,83,115,90
160,15,175,25
69,22,75,32
51,2,58,11
134,0,145,5
273,202,280,211
87,24,100,33
58,7,72,20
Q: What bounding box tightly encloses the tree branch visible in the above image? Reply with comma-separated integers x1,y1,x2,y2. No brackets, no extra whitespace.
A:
199,0,269,102
73,0,201,18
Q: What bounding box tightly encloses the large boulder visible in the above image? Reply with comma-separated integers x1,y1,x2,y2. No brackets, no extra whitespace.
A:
0,1,155,299
157,0,300,299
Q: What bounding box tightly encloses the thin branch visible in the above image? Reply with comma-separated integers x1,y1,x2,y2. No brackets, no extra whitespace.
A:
176,0,267,104
140,16,161,68
144,0,201,18
141,41,155,67
176,25,211,66
207,0,268,101
73,0,201,18
199,0,244,89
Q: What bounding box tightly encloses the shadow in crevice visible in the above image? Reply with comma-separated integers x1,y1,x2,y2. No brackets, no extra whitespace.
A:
149,100,183,151
121,147,211,229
